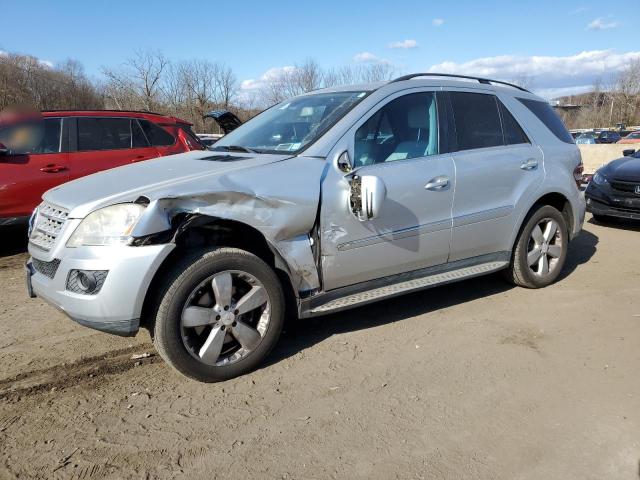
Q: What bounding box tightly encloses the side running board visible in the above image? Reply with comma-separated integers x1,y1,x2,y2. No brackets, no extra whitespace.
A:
300,253,510,317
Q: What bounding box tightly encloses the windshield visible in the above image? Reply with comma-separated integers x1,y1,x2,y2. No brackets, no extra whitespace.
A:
213,91,368,154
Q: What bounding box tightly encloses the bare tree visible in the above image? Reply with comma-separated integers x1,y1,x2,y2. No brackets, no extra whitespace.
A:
103,50,168,111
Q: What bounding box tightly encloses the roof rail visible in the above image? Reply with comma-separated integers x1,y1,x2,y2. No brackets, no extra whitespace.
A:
41,108,168,116
389,73,531,93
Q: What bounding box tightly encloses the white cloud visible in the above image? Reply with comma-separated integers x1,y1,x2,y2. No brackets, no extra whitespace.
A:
587,17,619,30
353,52,391,65
389,39,418,49
240,65,297,91
427,50,640,98
570,6,589,14
432,18,444,27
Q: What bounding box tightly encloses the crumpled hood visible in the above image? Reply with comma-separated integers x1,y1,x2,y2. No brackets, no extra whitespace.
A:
44,150,292,218
604,156,640,182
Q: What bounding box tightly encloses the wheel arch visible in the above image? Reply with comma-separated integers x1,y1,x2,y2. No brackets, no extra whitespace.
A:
139,214,302,331
509,191,574,254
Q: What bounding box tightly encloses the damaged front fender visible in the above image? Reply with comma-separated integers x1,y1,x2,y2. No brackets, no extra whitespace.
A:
130,156,326,295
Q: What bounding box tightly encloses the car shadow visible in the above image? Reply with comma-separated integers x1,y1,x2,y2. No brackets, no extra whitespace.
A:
267,230,599,368
556,228,598,281
267,272,515,369
0,225,29,258
588,216,640,232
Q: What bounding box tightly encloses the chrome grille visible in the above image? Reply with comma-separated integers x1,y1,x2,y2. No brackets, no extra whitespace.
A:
29,202,69,251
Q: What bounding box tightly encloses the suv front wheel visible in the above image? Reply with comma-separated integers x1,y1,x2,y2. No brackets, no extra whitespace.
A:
152,247,285,382
505,205,568,288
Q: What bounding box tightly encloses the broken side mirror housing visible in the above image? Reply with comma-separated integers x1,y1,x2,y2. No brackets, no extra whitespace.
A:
350,174,386,221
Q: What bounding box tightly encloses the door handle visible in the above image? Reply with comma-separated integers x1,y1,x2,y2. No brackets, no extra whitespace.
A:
520,158,538,171
40,164,67,173
425,176,450,191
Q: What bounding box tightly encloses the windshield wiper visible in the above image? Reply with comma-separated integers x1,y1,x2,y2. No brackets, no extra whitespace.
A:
213,145,260,154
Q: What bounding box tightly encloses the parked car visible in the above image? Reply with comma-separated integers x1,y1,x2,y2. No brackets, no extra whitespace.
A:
585,148,640,221
617,131,640,144
596,131,621,144
196,133,224,148
575,132,597,144
26,73,586,382
0,110,205,226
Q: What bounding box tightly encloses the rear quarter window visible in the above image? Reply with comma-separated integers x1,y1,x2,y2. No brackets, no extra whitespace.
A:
517,98,574,144
140,120,175,146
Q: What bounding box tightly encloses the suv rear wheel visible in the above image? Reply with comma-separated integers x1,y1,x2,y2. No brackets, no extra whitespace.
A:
152,247,285,382
505,205,568,288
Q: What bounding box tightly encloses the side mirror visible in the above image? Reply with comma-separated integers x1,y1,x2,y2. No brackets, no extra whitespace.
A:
350,174,386,221
623,149,636,157
0,143,8,156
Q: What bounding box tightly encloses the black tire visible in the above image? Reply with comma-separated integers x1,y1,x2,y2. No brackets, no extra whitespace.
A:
504,205,568,289
152,247,285,382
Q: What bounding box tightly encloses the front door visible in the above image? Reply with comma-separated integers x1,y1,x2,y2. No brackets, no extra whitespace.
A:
0,117,69,218
320,90,455,290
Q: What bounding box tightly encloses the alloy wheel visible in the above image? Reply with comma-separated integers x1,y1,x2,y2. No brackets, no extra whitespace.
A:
180,270,271,366
527,218,563,277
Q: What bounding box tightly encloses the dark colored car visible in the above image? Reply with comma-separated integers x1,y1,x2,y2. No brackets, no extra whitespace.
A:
0,110,205,226
585,149,640,221
596,131,622,144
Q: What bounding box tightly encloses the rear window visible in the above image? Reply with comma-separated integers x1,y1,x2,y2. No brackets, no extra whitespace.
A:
517,98,574,144
497,100,529,145
450,92,503,150
78,118,132,151
140,120,175,146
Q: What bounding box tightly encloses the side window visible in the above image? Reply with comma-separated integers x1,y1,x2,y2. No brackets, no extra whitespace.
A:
0,118,62,154
517,98,574,144
354,92,438,166
450,92,503,150
78,118,132,151
132,119,150,148
139,120,175,146
498,100,529,145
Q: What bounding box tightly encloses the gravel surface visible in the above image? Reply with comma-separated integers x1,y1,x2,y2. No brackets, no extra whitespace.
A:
1,216,638,479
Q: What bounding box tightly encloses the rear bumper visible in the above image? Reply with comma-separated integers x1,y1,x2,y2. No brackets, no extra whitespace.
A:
27,243,174,336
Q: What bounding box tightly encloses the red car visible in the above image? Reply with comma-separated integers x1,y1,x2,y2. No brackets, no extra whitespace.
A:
0,110,205,226
617,131,640,144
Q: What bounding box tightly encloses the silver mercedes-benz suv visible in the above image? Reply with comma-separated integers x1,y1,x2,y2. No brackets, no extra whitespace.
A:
26,73,586,382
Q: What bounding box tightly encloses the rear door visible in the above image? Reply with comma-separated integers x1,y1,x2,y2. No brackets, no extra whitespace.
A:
445,90,544,261
0,117,69,218
67,117,159,181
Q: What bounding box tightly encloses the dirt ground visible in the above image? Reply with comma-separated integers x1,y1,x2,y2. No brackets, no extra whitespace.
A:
0,215,639,479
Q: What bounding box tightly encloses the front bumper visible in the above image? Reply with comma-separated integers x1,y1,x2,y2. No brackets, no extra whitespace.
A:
27,243,174,336
585,183,640,221
586,197,640,220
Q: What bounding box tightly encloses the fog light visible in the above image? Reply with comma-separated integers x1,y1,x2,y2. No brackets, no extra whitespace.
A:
67,269,108,295
77,271,97,292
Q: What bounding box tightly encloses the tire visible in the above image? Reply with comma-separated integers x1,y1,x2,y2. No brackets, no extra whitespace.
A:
504,205,568,289
152,247,285,382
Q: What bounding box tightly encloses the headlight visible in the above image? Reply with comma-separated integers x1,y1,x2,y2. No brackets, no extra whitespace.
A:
592,172,609,186
67,204,145,247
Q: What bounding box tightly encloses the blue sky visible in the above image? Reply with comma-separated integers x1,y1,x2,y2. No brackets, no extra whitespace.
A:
1,0,639,98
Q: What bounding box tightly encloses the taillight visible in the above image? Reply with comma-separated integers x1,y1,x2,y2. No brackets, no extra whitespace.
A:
573,161,584,189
